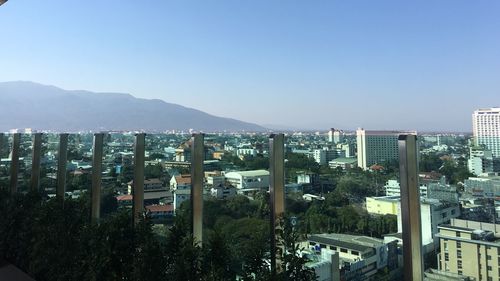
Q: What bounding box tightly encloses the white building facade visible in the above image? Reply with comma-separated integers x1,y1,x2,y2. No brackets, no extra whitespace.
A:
473,107,500,158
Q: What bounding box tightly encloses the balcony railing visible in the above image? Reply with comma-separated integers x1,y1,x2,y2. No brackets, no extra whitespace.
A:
0,132,424,280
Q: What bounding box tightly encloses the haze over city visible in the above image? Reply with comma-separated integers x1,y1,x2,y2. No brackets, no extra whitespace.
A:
1,1,499,131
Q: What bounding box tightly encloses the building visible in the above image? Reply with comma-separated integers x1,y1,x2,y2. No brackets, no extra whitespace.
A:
127,178,169,205
170,174,191,190
145,204,174,221
328,157,357,170
210,185,237,199
464,176,500,198
366,196,400,216
356,129,416,170
313,148,343,165
437,219,500,280
468,146,495,175
473,107,500,158
307,233,398,281
385,179,429,197
397,198,460,251
224,170,269,194
328,128,344,144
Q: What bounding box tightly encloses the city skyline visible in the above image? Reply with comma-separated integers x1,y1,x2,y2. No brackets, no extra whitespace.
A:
1,1,499,131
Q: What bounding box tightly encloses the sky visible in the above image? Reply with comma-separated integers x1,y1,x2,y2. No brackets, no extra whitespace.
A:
1,0,499,132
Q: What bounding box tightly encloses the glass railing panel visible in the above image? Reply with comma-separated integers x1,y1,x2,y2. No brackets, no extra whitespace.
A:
64,134,91,200
201,132,270,279
40,133,59,197
104,132,135,216
17,133,33,193
0,133,11,190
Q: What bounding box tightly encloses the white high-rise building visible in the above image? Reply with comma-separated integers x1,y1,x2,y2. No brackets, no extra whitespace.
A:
328,128,343,144
356,129,416,170
473,107,500,157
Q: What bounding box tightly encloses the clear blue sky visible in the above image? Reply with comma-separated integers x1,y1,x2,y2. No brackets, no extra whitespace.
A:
1,0,499,132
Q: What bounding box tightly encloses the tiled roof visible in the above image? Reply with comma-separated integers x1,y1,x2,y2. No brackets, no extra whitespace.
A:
146,205,173,212
116,194,133,201
175,174,191,185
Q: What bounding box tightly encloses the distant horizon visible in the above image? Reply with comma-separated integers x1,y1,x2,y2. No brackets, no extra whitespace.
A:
2,1,499,132
0,80,477,134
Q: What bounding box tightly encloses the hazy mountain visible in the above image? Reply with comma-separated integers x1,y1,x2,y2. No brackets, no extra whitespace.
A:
0,81,266,132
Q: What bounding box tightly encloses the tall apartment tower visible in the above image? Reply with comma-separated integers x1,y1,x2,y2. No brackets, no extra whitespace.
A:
356,129,416,170
473,108,500,158
328,128,343,144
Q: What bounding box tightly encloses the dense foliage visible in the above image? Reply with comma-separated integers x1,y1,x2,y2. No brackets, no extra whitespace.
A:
0,190,317,281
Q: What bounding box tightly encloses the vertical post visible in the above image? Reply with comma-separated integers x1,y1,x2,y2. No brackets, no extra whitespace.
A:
0,133,3,191
91,133,104,223
0,133,3,158
9,133,21,194
399,134,423,281
31,133,42,192
56,133,69,200
269,133,285,276
191,133,204,246
133,133,145,225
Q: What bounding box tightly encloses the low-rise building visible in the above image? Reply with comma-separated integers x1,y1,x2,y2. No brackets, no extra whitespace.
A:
307,233,398,281
437,219,500,280
224,170,269,194
366,196,399,216
210,185,237,200
328,157,357,170
145,204,174,221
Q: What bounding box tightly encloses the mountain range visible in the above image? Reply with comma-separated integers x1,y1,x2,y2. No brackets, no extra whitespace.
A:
0,81,266,132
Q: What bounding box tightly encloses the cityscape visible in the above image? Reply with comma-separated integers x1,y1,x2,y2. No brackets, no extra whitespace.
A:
1,107,499,280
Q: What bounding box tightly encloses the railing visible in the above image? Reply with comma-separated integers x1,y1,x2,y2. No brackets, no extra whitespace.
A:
0,132,424,280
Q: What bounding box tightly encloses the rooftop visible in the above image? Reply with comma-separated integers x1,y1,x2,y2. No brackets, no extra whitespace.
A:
309,233,384,254
225,170,270,177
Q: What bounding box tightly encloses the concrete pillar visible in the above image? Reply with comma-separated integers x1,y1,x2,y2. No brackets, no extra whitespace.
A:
91,133,104,223
399,134,423,281
133,133,145,225
269,133,285,276
191,133,204,246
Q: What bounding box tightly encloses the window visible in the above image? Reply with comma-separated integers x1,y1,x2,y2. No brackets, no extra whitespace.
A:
457,242,461,248
457,250,462,259
456,232,461,237
445,253,449,261
487,255,491,260
351,250,359,256
329,246,336,251
487,266,492,271
457,270,462,275
340,248,348,253
320,244,326,249
457,260,462,269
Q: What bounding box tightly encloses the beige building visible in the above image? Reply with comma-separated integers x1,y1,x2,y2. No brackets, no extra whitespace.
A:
366,196,399,216
437,219,500,280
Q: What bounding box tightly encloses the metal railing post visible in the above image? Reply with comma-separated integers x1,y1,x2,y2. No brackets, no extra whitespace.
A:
31,133,42,192
399,134,423,281
56,134,69,201
9,133,21,194
91,133,104,223
191,133,204,246
269,133,285,276
133,133,145,225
